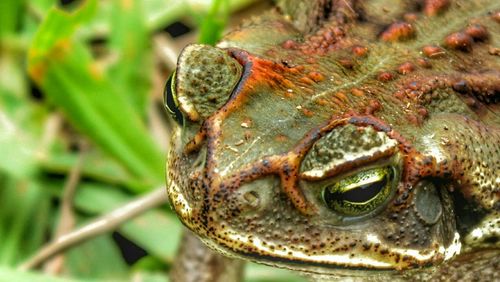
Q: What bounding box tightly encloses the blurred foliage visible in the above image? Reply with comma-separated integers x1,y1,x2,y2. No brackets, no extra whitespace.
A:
0,0,306,281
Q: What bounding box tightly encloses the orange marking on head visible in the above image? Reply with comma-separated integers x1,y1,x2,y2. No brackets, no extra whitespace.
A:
242,57,303,91
397,62,415,75
423,0,450,16
331,96,344,106
308,71,325,82
334,91,349,103
378,71,395,82
301,107,314,117
299,77,315,85
351,88,365,97
275,134,288,142
315,98,329,106
380,22,416,42
422,45,445,58
351,45,368,57
444,32,473,52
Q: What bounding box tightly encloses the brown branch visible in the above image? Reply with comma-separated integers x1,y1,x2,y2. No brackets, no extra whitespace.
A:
19,186,169,271
43,149,85,274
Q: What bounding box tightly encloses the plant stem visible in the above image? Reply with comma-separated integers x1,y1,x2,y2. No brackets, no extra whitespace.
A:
44,149,84,274
18,186,169,271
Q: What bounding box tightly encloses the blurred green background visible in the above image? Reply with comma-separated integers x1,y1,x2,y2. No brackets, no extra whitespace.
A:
0,0,307,281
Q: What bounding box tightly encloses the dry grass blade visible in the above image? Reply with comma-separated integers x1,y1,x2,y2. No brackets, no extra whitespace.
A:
19,187,168,271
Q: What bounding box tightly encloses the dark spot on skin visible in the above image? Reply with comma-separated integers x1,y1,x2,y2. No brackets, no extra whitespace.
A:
365,99,382,115
380,21,416,42
416,58,432,68
452,80,469,93
491,11,500,23
422,45,446,58
351,45,368,57
403,13,419,22
397,62,415,75
308,72,325,82
484,236,498,244
464,24,489,41
338,58,355,69
306,57,317,64
444,32,473,52
417,107,428,117
282,39,298,49
301,107,314,117
378,71,395,82
351,88,364,97
423,0,450,16
362,243,371,250
489,47,500,56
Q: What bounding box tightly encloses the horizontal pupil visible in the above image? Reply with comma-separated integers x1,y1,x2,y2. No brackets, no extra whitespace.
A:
339,175,387,203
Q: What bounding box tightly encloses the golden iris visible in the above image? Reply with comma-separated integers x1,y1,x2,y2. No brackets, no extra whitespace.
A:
322,167,394,216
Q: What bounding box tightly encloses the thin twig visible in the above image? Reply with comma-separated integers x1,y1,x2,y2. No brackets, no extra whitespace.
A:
19,186,169,271
43,148,85,274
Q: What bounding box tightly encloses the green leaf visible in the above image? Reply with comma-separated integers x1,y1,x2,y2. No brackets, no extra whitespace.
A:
0,0,26,38
131,270,170,282
108,0,152,116
0,51,28,105
196,0,230,45
41,147,136,188
0,266,82,282
23,191,51,258
143,0,188,30
0,180,50,266
74,183,182,263
64,233,128,279
245,263,307,282
78,0,260,39
0,110,38,179
132,256,166,271
0,41,40,180
120,208,182,264
27,0,57,18
28,0,164,187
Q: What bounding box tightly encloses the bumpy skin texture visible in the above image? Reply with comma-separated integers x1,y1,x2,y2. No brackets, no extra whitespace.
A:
167,0,500,279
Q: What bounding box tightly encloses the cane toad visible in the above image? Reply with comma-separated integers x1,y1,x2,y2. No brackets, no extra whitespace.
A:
165,0,500,280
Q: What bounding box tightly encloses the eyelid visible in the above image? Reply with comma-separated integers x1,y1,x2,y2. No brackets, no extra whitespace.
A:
300,147,398,181
341,173,385,192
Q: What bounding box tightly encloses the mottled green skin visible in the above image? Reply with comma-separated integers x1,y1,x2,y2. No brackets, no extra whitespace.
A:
167,0,500,279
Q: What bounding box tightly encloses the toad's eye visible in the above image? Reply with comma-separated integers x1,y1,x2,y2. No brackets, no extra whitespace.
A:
322,167,394,216
164,71,184,126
